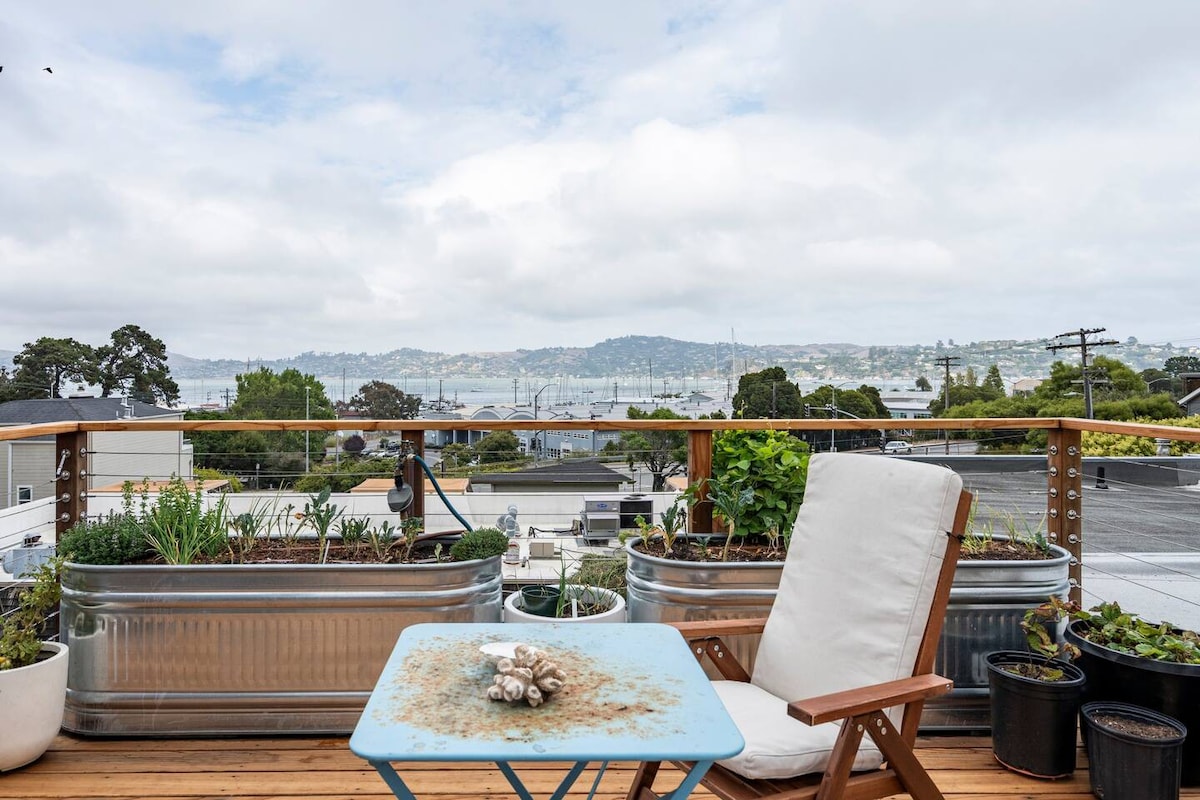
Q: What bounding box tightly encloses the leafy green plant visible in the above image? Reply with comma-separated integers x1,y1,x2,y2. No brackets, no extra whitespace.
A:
336,516,370,555
1008,596,1083,680
142,478,229,565
298,487,343,563
1073,602,1200,665
367,521,398,560
448,527,510,562
399,516,425,561
700,428,810,549
228,501,272,560
700,474,755,561
0,557,62,671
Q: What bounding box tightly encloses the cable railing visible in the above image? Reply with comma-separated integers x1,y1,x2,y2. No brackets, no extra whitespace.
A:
2,415,1200,624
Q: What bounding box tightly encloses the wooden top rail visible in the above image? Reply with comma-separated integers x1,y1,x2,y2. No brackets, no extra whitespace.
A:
1,416,1197,442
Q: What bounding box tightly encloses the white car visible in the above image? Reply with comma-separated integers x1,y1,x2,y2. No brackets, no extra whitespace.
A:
883,441,913,455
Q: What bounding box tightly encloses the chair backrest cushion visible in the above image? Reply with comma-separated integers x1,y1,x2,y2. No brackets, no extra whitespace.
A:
752,453,963,705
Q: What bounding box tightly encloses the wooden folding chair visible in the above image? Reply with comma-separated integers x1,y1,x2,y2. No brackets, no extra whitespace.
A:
627,453,973,800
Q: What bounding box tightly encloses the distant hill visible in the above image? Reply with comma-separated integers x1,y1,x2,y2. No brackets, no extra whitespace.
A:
160,335,1195,381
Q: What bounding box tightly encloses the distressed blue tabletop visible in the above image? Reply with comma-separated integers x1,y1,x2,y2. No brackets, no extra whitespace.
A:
350,622,744,764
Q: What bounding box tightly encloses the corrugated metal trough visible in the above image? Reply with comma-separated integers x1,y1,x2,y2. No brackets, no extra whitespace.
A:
60,558,502,735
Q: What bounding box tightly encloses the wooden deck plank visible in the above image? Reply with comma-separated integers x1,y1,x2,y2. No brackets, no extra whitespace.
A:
2,735,1198,800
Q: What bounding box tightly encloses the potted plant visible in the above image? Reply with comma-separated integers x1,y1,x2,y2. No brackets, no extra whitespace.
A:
1081,701,1186,800
625,430,808,631
0,557,68,772
1064,601,1200,785
505,553,626,623
57,480,509,736
985,597,1087,779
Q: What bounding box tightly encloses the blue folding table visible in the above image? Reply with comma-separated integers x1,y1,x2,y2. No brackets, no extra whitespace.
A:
351,622,744,800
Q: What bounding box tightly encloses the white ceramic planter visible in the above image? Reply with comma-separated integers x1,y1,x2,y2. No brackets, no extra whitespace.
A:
503,586,626,623
0,642,68,772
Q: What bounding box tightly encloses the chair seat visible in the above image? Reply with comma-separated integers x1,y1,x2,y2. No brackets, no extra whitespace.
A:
711,680,885,780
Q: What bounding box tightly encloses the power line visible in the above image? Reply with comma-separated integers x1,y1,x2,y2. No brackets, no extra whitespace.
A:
1046,328,1119,419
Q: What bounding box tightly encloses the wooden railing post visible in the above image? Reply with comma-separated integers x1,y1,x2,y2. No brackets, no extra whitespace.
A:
1046,427,1083,605
55,430,89,538
687,430,713,534
402,430,426,521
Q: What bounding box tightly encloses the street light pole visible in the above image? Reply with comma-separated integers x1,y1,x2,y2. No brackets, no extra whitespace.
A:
828,381,853,453
532,382,554,462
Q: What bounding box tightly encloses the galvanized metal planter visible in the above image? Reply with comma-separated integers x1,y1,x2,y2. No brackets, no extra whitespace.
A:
60,557,502,736
624,536,1070,730
624,538,784,674
925,540,1071,730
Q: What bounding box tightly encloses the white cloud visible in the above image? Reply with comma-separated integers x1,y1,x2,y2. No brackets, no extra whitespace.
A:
1,1,1199,360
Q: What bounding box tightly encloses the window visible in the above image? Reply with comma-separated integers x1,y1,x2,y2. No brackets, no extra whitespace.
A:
17,485,33,504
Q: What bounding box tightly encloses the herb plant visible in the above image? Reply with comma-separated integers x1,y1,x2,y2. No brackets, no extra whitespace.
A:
0,557,62,671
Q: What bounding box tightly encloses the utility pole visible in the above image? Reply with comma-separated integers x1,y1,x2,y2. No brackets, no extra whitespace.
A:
1046,328,1119,419
934,355,960,454
304,385,311,473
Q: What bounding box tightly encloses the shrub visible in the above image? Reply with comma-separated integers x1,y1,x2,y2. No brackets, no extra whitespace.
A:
449,527,510,562
58,512,151,565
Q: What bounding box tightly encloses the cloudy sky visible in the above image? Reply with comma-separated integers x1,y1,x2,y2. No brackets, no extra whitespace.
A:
2,2,1199,360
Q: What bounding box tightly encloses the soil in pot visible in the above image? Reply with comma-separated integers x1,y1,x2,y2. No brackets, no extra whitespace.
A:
986,650,1086,779
1082,701,1186,800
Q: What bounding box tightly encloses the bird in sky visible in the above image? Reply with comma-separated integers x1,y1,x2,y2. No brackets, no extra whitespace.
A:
43,67,52,73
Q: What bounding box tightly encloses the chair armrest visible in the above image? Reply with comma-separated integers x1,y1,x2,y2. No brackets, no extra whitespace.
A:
669,617,769,639
787,673,953,726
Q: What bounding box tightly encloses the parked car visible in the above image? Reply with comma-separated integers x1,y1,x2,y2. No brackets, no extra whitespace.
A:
883,441,913,455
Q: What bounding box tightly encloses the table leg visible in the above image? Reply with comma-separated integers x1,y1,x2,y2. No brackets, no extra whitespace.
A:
369,760,419,800
659,760,715,800
496,760,592,800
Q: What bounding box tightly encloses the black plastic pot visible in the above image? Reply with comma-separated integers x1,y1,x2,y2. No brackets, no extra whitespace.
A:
518,585,561,617
1065,619,1200,785
1081,701,1186,800
985,650,1086,778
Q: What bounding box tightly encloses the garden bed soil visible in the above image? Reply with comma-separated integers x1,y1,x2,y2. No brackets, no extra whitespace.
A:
632,537,785,563
633,535,1056,564
127,536,462,566
959,539,1057,562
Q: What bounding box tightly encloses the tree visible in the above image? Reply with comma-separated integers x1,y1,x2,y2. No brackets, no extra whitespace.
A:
228,368,336,484
732,367,803,418
1164,356,1200,376
342,434,366,454
983,365,1005,395
474,431,522,465
12,336,94,398
915,376,933,392
440,443,472,469
94,324,180,406
0,367,18,403
346,381,421,420
617,406,689,491
1033,356,1143,404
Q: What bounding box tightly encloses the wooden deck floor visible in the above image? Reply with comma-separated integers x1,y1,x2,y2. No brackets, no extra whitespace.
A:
3,733,1197,800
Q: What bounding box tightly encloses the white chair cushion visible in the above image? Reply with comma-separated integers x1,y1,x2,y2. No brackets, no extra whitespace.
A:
753,454,962,706
711,680,884,780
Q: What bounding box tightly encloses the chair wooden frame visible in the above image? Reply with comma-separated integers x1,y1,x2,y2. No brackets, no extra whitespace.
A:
627,489,973,800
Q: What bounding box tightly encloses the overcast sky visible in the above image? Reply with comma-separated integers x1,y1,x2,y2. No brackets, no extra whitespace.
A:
2,2,1199,361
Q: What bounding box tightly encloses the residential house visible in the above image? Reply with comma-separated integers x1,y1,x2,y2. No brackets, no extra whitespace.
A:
0,396,192,509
